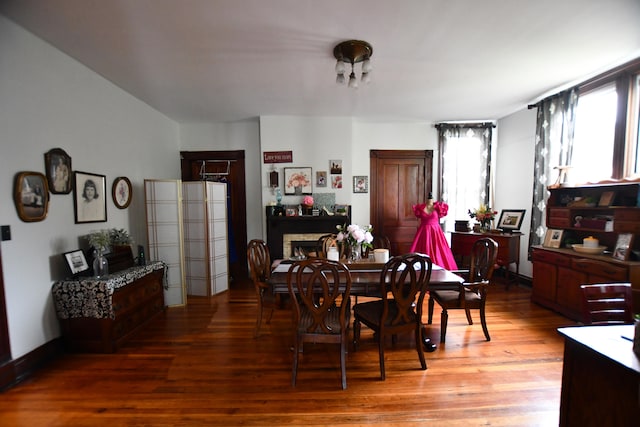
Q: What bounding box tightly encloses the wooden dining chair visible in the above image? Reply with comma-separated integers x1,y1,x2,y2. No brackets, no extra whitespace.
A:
353,253,433,380
428,237,498,343
316,233,346,259
286,258,352,389
247,239,283,338
580,283,633,325
362,234,391,259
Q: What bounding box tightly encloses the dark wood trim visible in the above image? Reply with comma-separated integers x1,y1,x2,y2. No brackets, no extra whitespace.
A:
0,338,64,392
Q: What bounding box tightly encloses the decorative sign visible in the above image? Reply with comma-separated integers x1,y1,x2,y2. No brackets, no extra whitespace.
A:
263,151,293,164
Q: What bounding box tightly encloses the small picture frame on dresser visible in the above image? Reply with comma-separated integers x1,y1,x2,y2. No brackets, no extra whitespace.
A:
613,233,634,261
63,249,90,277
543,229,564,248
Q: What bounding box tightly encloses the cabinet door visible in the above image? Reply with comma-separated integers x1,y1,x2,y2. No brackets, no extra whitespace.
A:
557,266,586,318
532,261,557,303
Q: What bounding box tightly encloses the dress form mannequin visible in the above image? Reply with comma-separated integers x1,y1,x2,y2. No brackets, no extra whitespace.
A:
409,193,457,270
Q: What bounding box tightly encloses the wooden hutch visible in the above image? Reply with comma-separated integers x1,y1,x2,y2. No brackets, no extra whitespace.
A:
531,181,640,320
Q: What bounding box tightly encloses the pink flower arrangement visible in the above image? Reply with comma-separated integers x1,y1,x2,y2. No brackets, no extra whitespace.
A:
286,172,310,190
302,195,314,206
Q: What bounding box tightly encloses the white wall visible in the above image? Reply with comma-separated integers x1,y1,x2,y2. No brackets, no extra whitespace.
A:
495,108,537,278
179,121,262,241
259,116,439,229
0,16,179,358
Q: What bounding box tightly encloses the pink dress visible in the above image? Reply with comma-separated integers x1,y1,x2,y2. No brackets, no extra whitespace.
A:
409,201,458,270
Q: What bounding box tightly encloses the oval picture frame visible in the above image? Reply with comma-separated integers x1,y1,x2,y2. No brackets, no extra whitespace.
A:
112,176,132,209
14,171,50,222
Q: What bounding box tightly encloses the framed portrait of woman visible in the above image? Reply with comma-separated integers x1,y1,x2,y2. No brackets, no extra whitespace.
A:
112,176,132,209
44,148,72,194
73,171,107,223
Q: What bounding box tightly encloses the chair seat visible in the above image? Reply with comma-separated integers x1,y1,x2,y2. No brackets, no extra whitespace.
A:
431,289,482,306
354,300,418,327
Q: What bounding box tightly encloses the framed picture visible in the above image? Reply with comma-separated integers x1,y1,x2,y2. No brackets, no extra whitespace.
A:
598,191,615,207
316,171,327,187
330,160,342,175
285,207,298,217
331,175,343,189
613,233,634,261
353,176,368,193
497,209,526,232
73,171,107,223
44,148,72,194
14,171,49,222
63,249,89,277
543,229,564,248
284,167,312,195
112,176,132,209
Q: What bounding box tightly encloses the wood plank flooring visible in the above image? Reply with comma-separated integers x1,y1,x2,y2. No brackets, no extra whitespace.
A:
0,281,577,426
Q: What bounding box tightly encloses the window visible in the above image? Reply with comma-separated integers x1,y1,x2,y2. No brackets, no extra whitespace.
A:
571,58,640,181
438,124,494,234
571,83,617,184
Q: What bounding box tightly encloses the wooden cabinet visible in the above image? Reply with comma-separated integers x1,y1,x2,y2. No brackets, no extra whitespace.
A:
558,325,640,425
451,231,521,286
52,263,165,353
532,246,640,321
532,182,640,320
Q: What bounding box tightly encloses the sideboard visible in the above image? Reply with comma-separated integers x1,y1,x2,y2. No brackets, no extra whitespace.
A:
451,231,522,287
52,262,165,353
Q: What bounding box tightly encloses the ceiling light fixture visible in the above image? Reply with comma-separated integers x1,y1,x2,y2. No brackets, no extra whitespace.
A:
333,40,372,88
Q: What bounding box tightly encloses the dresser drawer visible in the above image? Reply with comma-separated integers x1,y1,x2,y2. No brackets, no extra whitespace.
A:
571,258,628,281
532,248,571,267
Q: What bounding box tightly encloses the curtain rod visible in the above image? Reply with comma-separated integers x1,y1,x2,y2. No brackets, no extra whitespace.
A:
434,122,496,129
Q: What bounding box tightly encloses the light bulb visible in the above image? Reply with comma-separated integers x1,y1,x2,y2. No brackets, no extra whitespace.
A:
335,59,346,74
361,71,371,84
336,73,345,85
362,58,372,73
348,71,358,88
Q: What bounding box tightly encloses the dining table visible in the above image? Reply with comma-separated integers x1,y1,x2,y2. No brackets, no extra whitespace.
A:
268,257,464,296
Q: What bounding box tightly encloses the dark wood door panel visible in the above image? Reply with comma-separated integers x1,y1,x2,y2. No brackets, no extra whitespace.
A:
371,150,432,256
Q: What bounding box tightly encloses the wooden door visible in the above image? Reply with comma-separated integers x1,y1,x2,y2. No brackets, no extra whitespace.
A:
180,150,248,283
370,150,433,255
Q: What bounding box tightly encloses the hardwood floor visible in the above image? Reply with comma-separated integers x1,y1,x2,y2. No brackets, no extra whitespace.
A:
0,281,576,426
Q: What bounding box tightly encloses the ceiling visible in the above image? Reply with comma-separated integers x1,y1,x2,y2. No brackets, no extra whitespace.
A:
2,0,640,123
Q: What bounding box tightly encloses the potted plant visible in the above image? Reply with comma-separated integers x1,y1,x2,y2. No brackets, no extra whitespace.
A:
87,230,111,277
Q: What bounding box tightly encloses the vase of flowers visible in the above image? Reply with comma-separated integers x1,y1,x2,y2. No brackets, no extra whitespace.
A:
336,223,374,262
301,195,314,214
87,230,110,278
468,205,497,232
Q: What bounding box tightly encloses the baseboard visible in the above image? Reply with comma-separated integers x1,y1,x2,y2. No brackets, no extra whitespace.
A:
0,337,65,392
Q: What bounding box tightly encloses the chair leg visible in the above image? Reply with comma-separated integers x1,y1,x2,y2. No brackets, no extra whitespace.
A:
465,308,473,325
378,336,386,381
254,301,264,338
340,337,347,390
353,319,361,351
291,334,300,387
415,325,427,370
480,306,491,341
440,309,448,343
427,297,434,324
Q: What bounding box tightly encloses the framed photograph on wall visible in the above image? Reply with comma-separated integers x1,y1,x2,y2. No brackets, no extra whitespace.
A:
284,167,312,195
613,233,634,261
44,148,72,194
316,171,327,187
353,176,368,193
14,171,49,222
543,229,564,248
112,176,132,209
330,160,342,174
73,171,107,223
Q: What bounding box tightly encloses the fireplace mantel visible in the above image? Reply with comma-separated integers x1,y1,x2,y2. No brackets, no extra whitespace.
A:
265,208,351,259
